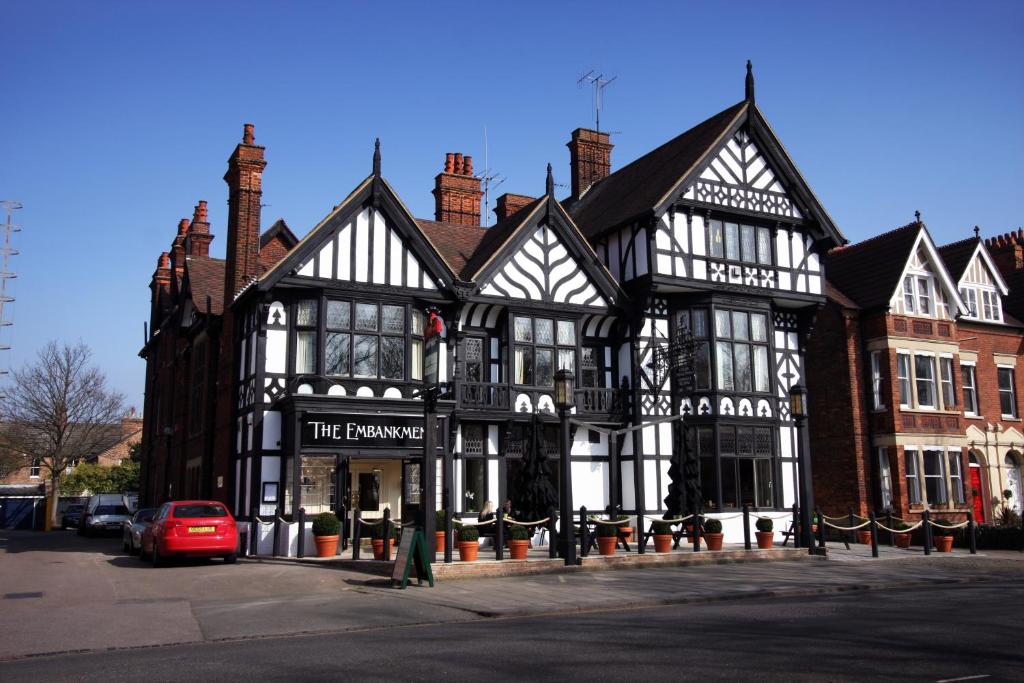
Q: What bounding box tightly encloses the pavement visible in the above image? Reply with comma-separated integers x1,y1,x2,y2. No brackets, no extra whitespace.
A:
2,528,1023,663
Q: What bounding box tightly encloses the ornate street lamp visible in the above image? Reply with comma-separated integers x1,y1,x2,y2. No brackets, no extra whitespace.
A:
789,383,816,553
554,369,576,566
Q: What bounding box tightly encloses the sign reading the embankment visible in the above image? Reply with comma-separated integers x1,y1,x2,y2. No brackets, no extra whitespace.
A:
301,414,433,448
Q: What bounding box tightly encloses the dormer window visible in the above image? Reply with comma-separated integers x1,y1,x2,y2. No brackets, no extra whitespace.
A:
959,286,1002,322
902,275,932,316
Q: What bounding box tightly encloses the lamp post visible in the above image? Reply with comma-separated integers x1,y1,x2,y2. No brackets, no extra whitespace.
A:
789,383,815,553
555,369,576,566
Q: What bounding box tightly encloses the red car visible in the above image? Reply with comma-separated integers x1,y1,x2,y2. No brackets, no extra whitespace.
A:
141,501,238,566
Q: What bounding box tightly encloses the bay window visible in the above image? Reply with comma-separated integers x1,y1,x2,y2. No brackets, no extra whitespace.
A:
896,353,912,408
513,316,575,387
998,366,1017,418
707,219,773,265
295,300,318,374
923,449,946,504
939,356,955,410
870,351,884,409
713,309,770,393
961,363,978,415
904,449,920,505
712,425,774,510
948,451,965,504
905,446,968,508
676,309,711,390
913,355,937,408
316,298,418,382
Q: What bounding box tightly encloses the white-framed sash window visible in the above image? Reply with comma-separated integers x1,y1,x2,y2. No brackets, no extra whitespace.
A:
871,351,885,409
961,362,978,415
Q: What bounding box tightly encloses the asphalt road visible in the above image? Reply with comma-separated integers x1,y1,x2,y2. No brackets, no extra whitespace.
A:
2,582,1020,681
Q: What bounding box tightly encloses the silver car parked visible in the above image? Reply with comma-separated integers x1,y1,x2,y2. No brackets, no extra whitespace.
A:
122,508,158,554
78,494,132,537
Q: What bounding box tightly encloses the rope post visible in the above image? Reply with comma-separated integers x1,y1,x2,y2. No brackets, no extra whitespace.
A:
548,507,558,559
579,506,589,558
296,508,306,559
339,502,348,552
816,507,826,551
382,508,391,562
791,503,801,549
273,514,281,557
636,511,645,555
496,509,504,561
886,510,894,547
249,504,258,557
444,508,453,564
692,514,700,553
922,509,932,556
352,509,362,560
847,506,855,548
869,511,879,558
743,504,751,551
967,510,977,555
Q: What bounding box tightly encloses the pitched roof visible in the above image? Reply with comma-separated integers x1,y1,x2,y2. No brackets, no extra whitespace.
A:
937,237,979,283
415,219,489,277
998,268,1024,323
459,197,546,279
185,257,226,315
824,222,921,310
260,219,298,250
568,101,747,236
825,280,860,310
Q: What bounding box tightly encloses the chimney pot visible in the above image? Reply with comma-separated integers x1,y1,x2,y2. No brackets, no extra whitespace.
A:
566,128,613,201
433,150,482,226
444,153,455,174
463,156,473,176
193,200,208,223
178,218,189,234
243,123,255,145
454,153,464,175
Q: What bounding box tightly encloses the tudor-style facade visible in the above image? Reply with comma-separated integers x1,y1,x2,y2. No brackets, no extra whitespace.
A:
141,66,847,554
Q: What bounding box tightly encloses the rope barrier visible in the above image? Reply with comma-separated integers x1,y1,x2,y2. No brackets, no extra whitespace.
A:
505,517,550,527
253,517,273,526
875,521,923,534
643,514,693,523
587,516,633,525
929,520,969,530
822,519,872,532
358,518,385,526
454,518,497,528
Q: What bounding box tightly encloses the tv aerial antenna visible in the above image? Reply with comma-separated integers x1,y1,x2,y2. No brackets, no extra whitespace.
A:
578,70,617,133
0,200,21,378
480,126,506,227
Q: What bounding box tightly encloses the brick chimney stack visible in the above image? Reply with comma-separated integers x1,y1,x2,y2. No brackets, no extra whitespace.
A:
567,128,613,201
186,200,213,258
223,123,266,303
494,193,535,221
170,218,189,278
433,151,482,226
985,228,1024,276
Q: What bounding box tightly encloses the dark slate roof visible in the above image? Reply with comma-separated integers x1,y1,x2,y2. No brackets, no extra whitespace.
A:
999,268,1024,324
825,280,860,310
568,101,747,237
185,257,226,316
459,197,546,279
416,219,489,278
824,222,922,310
937,237,979,283
260,219,298,250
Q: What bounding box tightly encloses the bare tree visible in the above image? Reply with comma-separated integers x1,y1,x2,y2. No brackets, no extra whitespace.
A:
0,342,125,527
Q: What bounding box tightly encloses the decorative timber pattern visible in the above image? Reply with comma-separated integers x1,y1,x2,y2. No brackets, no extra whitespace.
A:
479,225,607,307
683,130,803,219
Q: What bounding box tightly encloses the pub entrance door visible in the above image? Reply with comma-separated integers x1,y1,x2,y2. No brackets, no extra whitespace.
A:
348,460,402,521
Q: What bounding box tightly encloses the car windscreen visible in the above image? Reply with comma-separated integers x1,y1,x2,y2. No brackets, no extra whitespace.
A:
173,504,228,519
134,508,158,522
95,505,129,515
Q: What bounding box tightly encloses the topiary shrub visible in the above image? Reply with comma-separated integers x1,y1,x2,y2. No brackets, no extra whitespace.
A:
459,525,480,543
931,519,955,537
508,524,530,541
893,521,910,532
596,520,622,537
703,518,723,534
652,520,674,535
312,512,340,537
370,521,396,540
756,517,773,533
435,509,447,528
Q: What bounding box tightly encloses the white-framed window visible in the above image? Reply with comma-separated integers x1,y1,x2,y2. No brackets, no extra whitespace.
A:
878,448,893,510
914,354,937,409
982,290,1002,322
897,353,912,408
870,351,885,409
961,363,978,415
961,286,1003,322
939,356,955,410
998,366,1017,418
948,451,965,504
903,274,933,316
923,449,947,504
29,458,41,478
960,287,978,317
904,449,920,505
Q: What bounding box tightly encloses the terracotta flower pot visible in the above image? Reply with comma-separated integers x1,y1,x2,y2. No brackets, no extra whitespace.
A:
894,533,911,549
934,535,954,552
812,524,818,534
755,531,774,549
703,532,724,551
857,530,872,545
508,539,529,560
371,538,392,560
653,534,673,553
435,531,446,551
314,534,339,558
458,540,479,561
622,527,635,543
597,536,618,556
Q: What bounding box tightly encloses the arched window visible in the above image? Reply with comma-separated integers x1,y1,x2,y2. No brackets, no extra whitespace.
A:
1005,452,1022,513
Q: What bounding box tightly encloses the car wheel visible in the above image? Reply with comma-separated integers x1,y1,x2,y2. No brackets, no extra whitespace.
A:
224,553,237,564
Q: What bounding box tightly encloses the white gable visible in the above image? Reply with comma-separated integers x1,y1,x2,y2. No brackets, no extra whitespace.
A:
889,232,966,319
294,207,437,290
478,224,606,307
682,129,802,219
958,243,1008,322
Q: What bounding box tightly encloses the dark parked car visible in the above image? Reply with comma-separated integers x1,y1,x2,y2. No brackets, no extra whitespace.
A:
61,504,85,530
122,507,158,554
79,494,132,536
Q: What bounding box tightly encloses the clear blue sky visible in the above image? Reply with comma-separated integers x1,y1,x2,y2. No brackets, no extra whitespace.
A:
1,1,1022,408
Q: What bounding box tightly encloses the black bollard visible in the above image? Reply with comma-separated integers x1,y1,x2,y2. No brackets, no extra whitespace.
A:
352,509,362,560
273,514,281,557
869,511,879,558
496,509,505,561
297,508,306,559
339,503,348,551
743,504,752,551
847,506,855,548
444,507,453,564
967,511,977,555
886,510,894,547
580,506,589,558
249,504,259,557
548,507,558,559
792,503,801,549
382,508,391,562
636,511,645,555
692,513,700,553
923,509,932,556
816,507,826,551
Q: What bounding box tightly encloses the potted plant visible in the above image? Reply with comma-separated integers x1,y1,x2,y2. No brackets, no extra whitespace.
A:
755,517,774,549
811,513,818,535
458,525,480,561
371,521,396,560
618,515,635,543
703,518,724,551
652,520,674,553
857,527,873,545
596,519,622,556
312,512,341,558
932,518,955,552
893,521,911,549
435,509,447,550
507,523,530,560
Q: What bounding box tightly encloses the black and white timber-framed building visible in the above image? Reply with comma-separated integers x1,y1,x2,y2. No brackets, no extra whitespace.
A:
139,64,845,553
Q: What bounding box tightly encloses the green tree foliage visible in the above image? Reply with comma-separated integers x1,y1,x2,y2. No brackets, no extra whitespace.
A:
62,461,139,495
